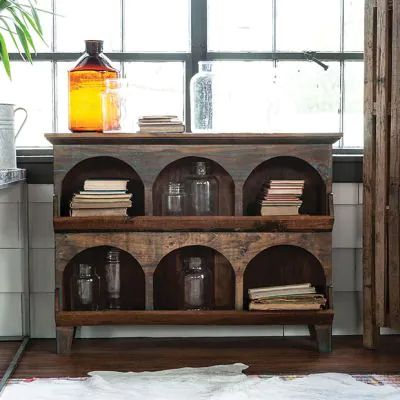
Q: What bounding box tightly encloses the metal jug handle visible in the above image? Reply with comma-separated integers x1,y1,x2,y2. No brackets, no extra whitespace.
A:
14,107,28,139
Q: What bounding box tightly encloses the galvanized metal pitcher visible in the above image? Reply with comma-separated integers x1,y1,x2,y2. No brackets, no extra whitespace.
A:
0,104,28,169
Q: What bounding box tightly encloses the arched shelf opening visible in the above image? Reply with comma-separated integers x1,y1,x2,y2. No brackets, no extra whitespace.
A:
60,156,145,217
243,245,327,309
63,246,145,311
153,245,235,310
152,156,235,216
242,156,326,216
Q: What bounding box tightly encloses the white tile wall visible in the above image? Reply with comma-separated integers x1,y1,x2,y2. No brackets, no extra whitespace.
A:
30,292,55,338
0,183,367,338
30,249,55,293
0,249,24,292
332,183,359,205
332,292,362,335
0,293,23,336
28,203,54,249
0,183,27,337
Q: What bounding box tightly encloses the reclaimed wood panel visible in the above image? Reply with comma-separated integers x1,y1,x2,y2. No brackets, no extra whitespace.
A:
374,0,391,327
46,132,343,145
388,0,400,328
55,309,334,326
53,215,334,233
363,0,379,349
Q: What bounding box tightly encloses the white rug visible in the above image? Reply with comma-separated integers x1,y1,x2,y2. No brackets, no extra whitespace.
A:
2,364,400,400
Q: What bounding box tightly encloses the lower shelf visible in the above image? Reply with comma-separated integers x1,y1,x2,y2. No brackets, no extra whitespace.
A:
56,309,334,327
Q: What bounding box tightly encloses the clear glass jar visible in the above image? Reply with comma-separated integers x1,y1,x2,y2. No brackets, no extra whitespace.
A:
105,249,121,309
161,182,187,216
69,40,119,132
70,264,100,311
190,61,215,133
183,257,211,310
102,78,135,133
184,161,219,216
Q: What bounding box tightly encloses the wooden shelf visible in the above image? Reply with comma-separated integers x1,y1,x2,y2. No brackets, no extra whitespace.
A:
45,132,342,145
53,215,334,233
56,309,334,327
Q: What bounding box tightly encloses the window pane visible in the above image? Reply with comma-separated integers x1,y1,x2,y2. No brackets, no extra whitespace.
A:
125,0,190,52
208,0,272,52
124,62,185,125
343,61,364,147
344,0,364,51
4,0,52,53
56,61,121,132
56,0,121,52
208,61,274,131
276,0,341,51
0,62,52,147
197,61,340,133
270,61,341,132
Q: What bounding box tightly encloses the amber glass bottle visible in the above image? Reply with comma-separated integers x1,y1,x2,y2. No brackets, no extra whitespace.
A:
68,40,119,132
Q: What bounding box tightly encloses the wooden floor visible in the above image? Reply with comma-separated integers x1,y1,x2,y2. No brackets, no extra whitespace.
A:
1,336,400,379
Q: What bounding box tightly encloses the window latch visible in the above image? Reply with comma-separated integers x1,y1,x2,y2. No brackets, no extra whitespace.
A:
303,51,329,71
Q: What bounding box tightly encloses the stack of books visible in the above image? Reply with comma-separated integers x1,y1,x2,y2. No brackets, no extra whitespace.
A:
70,179,132,217
138,115,185,133
248,283,326,311
258,179,304,216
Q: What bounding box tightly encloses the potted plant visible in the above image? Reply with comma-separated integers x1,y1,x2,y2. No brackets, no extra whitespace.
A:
0,0,46,170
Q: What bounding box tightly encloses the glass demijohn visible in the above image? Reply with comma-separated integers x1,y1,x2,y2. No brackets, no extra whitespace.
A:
69,40,119,132
161,182,187,216
183,257,211,310
105,249,121,309
184,161,219,216
70,264,100,311
190,61,214,133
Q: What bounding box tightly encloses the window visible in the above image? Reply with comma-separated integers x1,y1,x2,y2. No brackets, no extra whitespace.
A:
2,0,363,148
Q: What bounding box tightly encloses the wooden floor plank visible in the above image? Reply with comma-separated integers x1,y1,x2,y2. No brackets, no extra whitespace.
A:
1,336,399,378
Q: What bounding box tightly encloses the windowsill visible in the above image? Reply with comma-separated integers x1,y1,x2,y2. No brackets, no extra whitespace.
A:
16,148,363,184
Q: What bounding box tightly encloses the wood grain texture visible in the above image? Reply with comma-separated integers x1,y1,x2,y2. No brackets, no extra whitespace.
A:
55,309,334,326
8,336,400,377
388,0,400,327
363,0,379,349
45,132,343,145
52,143,333,217
53,215,334,233
375,0,391,326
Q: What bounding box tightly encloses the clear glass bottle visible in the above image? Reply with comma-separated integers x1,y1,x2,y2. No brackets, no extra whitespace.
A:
105,249,121,309
70,264,100,311
69,40,119,132
190,61,215,133
102,78,135,132
161,182,187,216
184,161,219,216
183,257,211,310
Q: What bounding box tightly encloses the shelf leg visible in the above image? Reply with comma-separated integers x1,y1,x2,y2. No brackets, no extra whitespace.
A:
309,324,332,353
56,326,74,354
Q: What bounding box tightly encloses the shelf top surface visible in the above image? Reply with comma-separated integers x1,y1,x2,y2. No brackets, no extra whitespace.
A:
45,132,343,146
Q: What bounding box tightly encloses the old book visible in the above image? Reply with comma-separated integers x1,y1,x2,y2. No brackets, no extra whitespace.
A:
80,190,127,195
249,302,322,311
139,115,178,120
83,180,129,191
249,283,312,294
74,194,132,200
71,208,128,217
70,201,132,209
260,206,300,216
248,287,316,300
139,125,185,133
72,196,132,203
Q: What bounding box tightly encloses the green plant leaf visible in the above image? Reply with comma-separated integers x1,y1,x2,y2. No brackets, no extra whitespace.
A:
0,31,11,78
29,0,42,35
9,8,36,53
0,15,23,57
15,23,32,62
